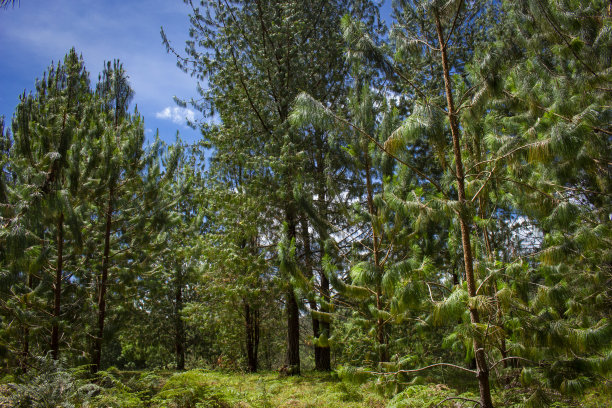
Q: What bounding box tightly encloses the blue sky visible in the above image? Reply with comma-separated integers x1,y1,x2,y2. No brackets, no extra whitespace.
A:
0,1,393,147
0,0,201,145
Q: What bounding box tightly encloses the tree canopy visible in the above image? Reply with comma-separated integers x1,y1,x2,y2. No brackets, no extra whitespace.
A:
1,1,610,407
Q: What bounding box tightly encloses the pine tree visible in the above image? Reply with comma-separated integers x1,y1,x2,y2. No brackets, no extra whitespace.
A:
4,49,91,362
463,0,612,402
165,0,379,374
88,60,163,372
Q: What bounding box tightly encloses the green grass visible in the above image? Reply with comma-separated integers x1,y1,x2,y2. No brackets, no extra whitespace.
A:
2,366,609,408
181,370,387,408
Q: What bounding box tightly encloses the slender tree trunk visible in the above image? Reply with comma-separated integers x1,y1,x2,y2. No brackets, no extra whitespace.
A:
300,216,323,369
92,188,113,373
175,273,185,370
434,11,494,408
244,300,260,373
20,271,34,371
285,205,300,374
314,142,332,371
364,149,387,363
286,289,300,374
318,272,331,370
51,212,64,360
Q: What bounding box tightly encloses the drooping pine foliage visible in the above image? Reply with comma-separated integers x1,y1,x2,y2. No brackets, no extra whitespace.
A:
1,2,610,407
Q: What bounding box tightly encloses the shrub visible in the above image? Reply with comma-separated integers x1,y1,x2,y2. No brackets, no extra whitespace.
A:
1,356,89,408
151,370,231,408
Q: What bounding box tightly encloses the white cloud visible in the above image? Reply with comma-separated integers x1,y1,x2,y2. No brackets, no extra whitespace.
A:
155,106,196,125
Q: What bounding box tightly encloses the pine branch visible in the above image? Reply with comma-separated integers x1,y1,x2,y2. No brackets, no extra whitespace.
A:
489,356,535,370
503,91,611,136
443,0,464,49
0,0,19,9
533,0,601,79
365,362,477,376
500,177,557,202
292,93,447,197
470,163,497,203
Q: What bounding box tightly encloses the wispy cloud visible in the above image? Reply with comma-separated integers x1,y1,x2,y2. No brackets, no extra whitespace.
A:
155,106,196,125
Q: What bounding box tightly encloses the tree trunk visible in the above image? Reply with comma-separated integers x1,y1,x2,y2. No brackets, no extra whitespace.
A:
434,10,494,408
318,272,331,370
20,271,34,371
314,141,332,371
92,188,113,373
285,205,300,374
364,148,387,363
376,289,388,363
21,327,29,371
301,216,325,369
244,300,260,373
51,212,64,360
175,275,185,370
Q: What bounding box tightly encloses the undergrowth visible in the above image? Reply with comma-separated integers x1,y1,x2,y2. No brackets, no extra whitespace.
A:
0,359,608,407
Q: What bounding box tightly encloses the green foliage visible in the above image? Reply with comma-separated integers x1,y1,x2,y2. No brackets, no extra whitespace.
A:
387,384,479,408
0,357,93,408
1,1,611,407
151,370,232,408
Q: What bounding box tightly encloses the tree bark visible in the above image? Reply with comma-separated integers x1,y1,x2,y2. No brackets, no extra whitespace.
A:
51,212,63,360
434,10,494,408
285,205,300,374
301,216,325,369
244,300,260,373
20,271,34,371
175,273,185,370
314,139,332,371
318,272,331,370
92,188,113,373
364,147,387,363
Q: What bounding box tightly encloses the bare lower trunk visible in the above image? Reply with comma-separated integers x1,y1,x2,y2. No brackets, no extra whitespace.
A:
21,272,34,371
244,300,260,373
285,206,300,374
434,10,493,408
51,212,64,360
318,272,331,370
286,289,300,374
175,280,185,370
92,189,113,373
314,142,331,371
301,216,326,370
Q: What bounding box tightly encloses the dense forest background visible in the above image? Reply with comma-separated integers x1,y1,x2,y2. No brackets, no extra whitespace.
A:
0,1,611,407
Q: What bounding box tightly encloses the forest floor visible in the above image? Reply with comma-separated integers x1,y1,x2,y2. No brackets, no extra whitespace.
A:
2,366,610,407
114,369,388,408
